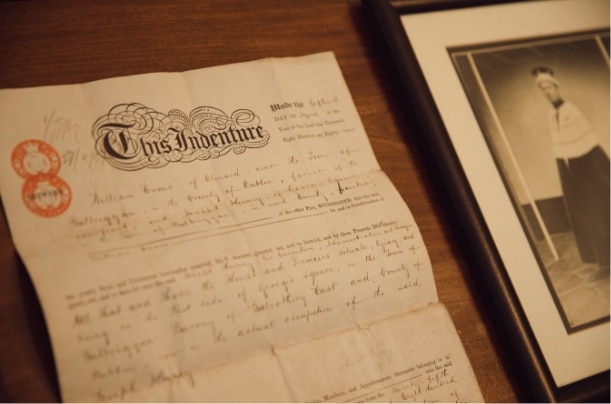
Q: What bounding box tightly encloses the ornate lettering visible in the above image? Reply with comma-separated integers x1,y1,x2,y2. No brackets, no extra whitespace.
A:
93,103,270,171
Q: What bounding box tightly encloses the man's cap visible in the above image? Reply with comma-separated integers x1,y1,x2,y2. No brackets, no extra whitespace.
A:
531,66,559,86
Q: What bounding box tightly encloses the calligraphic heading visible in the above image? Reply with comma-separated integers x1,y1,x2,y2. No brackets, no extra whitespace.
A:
93,103,270,171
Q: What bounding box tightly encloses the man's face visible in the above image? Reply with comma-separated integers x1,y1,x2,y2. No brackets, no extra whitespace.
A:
538,80,561,104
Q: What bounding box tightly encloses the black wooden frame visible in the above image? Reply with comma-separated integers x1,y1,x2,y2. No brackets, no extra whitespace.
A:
362,0,610,402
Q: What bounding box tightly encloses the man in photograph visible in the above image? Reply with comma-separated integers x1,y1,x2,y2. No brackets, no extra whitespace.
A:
532,66,610,278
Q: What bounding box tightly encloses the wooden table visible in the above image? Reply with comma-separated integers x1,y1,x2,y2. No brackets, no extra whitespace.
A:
0,1,523,402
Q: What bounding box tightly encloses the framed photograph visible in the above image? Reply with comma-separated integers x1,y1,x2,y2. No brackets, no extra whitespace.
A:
363,0,610,401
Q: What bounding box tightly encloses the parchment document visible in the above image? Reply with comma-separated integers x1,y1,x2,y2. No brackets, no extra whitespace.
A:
0,52,482,402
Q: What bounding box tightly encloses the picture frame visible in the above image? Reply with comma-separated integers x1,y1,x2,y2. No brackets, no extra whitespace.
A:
362,0,610,402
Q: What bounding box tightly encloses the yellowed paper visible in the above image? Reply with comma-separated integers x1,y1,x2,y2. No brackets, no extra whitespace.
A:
0,52,482,402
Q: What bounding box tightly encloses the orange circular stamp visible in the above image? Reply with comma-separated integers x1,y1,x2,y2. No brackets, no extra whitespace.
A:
21,175,72,217
11,139,61,179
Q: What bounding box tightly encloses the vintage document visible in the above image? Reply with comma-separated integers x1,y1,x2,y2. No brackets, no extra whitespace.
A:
0,52,483,402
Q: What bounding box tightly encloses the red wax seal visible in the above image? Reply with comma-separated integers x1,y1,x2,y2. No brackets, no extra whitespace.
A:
21,175,72,217
11,139,71,217
11,139,61,179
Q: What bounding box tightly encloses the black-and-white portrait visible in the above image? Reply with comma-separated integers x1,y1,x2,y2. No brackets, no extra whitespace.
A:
450,31,610,332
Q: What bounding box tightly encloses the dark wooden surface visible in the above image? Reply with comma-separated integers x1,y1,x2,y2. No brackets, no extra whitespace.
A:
0,1,523,402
